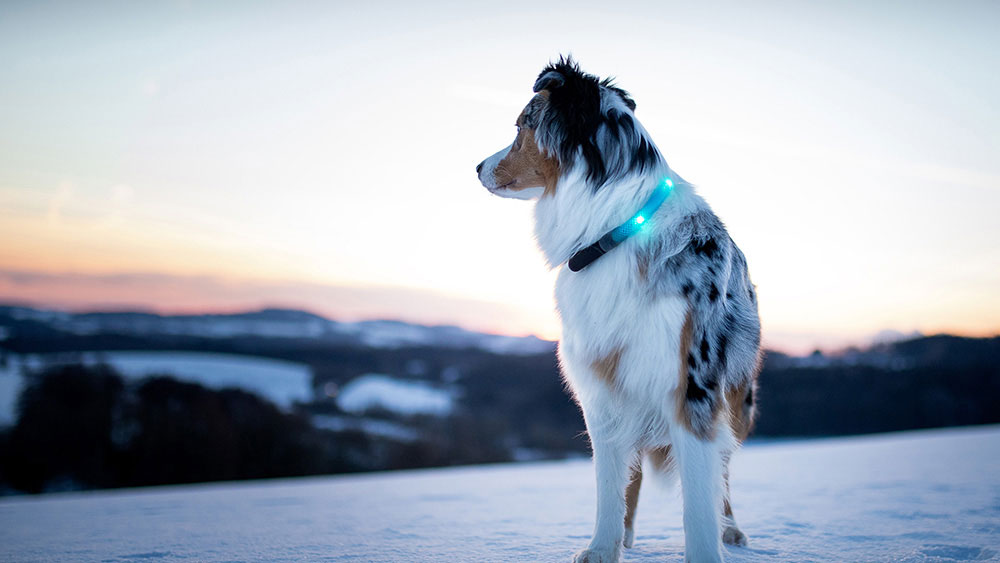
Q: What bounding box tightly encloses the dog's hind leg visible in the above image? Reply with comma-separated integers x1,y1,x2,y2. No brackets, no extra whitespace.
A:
721,458,748,546
624,446,675,548
721,382,754,546
623,462,642,548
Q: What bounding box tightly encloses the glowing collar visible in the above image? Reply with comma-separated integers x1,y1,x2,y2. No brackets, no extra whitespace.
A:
567,177,674,272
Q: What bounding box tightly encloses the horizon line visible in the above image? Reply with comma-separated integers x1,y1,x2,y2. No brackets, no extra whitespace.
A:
3,298,997,358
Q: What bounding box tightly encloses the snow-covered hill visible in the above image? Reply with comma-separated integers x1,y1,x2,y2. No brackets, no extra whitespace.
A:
2,425,997,562
0,351,314,421
0,305,555,355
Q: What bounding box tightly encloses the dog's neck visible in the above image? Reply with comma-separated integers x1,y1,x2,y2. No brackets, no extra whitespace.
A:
533,162,701,269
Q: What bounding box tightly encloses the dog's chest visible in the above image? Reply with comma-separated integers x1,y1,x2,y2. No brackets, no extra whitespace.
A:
554,253,687,399
555,260,641,344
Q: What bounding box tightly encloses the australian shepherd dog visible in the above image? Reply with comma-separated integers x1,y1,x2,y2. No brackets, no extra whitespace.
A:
476,58,762,563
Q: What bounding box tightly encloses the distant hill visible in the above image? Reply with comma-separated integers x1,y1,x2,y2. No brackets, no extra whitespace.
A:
1,304,998,495
0,304,554,355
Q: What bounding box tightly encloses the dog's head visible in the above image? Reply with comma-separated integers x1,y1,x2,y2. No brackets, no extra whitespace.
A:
476,57,659,199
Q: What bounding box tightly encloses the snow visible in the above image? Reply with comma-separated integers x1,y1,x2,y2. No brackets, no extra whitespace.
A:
78,352,314,409
0,352,313,423
311,414,419,442
475,332,555,355
335,374,453,416
334,320,554,355
1,425,997,562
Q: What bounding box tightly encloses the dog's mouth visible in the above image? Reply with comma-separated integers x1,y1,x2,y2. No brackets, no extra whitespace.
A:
489,180,517,193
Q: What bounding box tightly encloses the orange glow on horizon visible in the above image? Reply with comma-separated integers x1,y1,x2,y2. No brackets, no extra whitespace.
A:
2,267,998,354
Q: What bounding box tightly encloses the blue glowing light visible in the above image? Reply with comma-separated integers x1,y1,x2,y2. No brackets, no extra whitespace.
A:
604,177,675,245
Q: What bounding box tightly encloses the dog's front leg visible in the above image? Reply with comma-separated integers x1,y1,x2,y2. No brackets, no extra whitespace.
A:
575,435,630,563
670,425,725,563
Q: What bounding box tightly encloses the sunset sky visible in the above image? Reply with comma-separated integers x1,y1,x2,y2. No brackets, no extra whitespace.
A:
1,1,998,353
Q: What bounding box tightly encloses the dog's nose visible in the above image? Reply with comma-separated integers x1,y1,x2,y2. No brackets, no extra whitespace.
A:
476,161,484,175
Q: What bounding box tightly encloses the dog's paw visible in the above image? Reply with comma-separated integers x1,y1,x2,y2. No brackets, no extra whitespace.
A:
722,525,748,546
623,527,635,549
573,546,621,563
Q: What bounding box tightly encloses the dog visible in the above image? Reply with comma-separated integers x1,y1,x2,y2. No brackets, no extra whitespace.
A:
476,58,761,563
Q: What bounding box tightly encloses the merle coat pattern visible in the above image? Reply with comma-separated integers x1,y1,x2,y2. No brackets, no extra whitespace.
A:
477,58,761,563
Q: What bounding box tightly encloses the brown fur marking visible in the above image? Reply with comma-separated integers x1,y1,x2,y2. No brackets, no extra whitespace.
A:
625,447,671,534
673,306,727,440
624,465,642,530
592,348,623,388
674,308,699,434
647,445,673,473
723,468,734,517
494,125,560,197
726,383,754,441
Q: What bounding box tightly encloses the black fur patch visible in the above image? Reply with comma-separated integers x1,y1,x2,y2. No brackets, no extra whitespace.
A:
700,336,710,363
693,237,719,259
745,386,754,405
634,137,659,171
686,373,709,401
708,283,719,302
533,56,659,190
534,59,604,184
703,374,718,390
681,281,694,296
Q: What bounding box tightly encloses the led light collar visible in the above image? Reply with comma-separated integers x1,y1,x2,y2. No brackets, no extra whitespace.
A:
567,178,674,272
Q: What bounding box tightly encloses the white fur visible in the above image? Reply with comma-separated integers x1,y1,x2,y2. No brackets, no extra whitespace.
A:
670,423,734,563
550,168,728,563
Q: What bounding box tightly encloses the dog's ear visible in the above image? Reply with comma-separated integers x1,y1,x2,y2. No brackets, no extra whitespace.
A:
533,70,564,93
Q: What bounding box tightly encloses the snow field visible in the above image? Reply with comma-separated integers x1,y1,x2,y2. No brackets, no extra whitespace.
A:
1,425,997,562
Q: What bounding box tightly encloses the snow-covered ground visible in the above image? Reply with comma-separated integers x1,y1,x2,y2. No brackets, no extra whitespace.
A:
1,425,998,562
